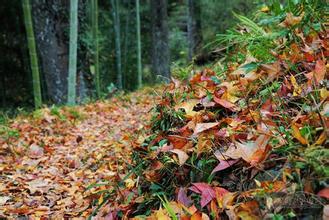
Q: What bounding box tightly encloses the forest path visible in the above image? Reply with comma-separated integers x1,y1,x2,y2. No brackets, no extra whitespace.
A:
0,88,159,218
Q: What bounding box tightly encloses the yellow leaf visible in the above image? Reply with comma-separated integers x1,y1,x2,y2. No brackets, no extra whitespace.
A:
124,178,135,189
175,99,199,118
98,194,104,205
260,6,270,12
290,75,301,96
291,123,308,145
314,132,326,145
320,88,329,100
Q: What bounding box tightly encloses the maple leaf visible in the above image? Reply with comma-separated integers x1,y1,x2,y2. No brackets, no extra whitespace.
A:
211,157,239,174
189,183,216,208
177,187,192,207
193,122,219,135
213,96,238,111
279,12,304,27
170,149,189,165
167,135,189,149
175,99,199,118
219,135,271,165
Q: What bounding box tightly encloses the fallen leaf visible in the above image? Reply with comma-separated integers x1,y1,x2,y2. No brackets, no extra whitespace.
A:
0,196,10,205
177,187,192,207
170,149,189,165
28,143,44,159
279,12,304,27
211,159,239,174
219,135,270,165
317,187,329,199
213,96,238,111
291,123,308,145
175,99,199,118
193,122,219,135
190,183,216,208
314,60,326,84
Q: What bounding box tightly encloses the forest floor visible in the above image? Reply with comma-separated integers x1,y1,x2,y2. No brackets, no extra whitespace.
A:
0,87,160,219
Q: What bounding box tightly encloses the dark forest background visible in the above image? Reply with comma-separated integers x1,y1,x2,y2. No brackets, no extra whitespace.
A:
0,0,256,109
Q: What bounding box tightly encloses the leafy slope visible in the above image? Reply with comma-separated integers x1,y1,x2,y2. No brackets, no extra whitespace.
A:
111,2,328,220
0,88,160,218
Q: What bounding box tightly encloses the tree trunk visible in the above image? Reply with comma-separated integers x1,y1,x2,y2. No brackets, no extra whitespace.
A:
32,0,69,104
111,0,123,89
136,0,142,88
187,0,202,61
91,0,100,98
67,0,78,105
151,0,170,80
22,0,42,108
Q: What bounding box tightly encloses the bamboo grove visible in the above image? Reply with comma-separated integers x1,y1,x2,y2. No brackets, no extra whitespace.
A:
1,0,256,109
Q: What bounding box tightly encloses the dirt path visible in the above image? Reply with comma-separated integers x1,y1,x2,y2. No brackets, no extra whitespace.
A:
0,88,158,219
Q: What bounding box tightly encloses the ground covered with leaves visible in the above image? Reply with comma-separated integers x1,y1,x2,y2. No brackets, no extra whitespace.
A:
91,1,328,219
1,1,329,220
0,88,160,218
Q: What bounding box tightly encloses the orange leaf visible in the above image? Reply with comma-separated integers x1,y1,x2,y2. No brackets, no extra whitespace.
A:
291,123,308,145
167,135,188,149
314,60,326,84
213,96,238,111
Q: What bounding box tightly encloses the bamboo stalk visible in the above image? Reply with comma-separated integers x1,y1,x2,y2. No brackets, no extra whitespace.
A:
136,0,142,88
111,0,123,89
22,0,42,108
92,0,101,98
67,0,79,105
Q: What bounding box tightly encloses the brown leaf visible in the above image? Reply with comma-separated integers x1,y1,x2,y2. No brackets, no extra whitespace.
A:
170,149,189,165
28,143,44,159
279,12,304,27
314,60,326,84
193,122,219,135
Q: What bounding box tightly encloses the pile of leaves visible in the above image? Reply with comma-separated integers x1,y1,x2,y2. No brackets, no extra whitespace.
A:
97,1,328,219
0,87,160,218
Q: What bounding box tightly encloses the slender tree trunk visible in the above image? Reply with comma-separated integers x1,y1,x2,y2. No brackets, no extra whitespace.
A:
67,0,78,105
123,0,130,87
187,0,202,61
136,0,142,88
151,0,170,80
111,0,123,89
22,0,42,108
91,0,100,98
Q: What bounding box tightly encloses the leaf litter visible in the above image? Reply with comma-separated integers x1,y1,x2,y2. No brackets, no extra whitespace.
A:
0,88,160,218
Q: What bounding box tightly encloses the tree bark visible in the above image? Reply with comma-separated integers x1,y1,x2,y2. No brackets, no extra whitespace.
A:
31,0,69,104
187,0,202,61
151,0,170,80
